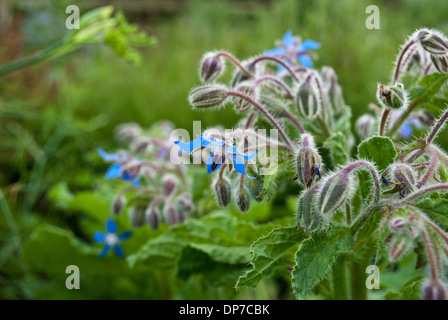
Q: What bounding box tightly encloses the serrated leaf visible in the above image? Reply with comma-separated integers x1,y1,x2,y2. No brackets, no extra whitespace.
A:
415,73,448,104
358,136,397,171
291,227,353,299
259,157,295,200
384,275,423,300
236,226,308,289
415,197,448,228
323,132,349,166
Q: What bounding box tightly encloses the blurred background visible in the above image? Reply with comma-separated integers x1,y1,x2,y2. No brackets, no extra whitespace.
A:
1,0,448,299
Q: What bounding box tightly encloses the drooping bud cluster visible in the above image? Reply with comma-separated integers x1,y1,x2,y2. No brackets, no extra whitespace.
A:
295,134,322,188
377,83,408,110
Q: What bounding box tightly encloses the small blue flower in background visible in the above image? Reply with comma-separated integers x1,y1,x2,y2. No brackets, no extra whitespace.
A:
391,110,423,140
265,30,320,71
98,148,141,186
94,219,132,258
174,135,258,179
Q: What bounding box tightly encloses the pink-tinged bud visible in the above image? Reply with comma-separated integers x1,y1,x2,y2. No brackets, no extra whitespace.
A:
423,280,447,300
389,217,406,231
355,114,375,140
177,193,195,211
296,73,320,119
417,29,448,55
112,193,125,215
200,53,225,83
388,236,411,262
189,85,229,109
377,83,408,110
129,205,146,228
392,164,416,196
431,54,448,73
234,187,250,213
162,174,177,197
316,171,351,216
296,134,322,188
145,206,159,230
321,66,344,113
163,204,178,225
232,82,254,111
297,185,324,232
214,177,231,207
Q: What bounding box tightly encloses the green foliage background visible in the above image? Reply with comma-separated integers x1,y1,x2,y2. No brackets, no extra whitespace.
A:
1,0,448,299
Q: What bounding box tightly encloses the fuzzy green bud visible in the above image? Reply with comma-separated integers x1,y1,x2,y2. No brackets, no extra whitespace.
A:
214,177,231,207
355,114,375,141
377,83,408,109
296,73,320,119
296,134,321,188
297,185,324,232
189,85,229,109
234,186,251,213
431,54,448,73
392,163,416,196
316,172,351,216
417,29,448,55
388,236,411,262
129,204,146,228
231,61,256,87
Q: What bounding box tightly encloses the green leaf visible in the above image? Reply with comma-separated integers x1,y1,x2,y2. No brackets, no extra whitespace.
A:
415,73,448,104
415,196,448,228
358,136,397,171
291,227,354,299
259,157,295,200
323,132,349,166
236,226,308,289
384,275,423,300
127,213,273,269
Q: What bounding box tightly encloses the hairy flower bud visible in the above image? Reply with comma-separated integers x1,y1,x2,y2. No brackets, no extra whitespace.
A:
321,66,344,113
162,174,177,197
296,73,320,119
145,205,159,230
296,134,322,188
431,53,448,73
163,204,178,225
177,193,195,211
377,83,408,109
200,53,225,83
129,204,146,228
231,60,256,87
388,236,411,262
178,209,188,223
115,122,141,143
316,171,351,216
417,29,448,55
389,217,406,231
392,163,416,196
189,85,229,109
244,168,264,202
112,193,125,215
423,280,447,300
355,114,375,140
214,177,231,207
297,185,324,232
234,187,251,213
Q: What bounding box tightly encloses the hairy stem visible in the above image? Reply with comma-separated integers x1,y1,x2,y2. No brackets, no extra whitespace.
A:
251,55,301,82
226,90,294,149
379,108,391,136
216,51,256,80
426,109,448,145
252,75,295,99
422,226,439,281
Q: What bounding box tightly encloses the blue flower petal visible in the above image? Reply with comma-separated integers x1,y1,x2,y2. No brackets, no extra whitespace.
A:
265,47,286,57
98,244,110,258
105,163,122,179
106,219,118,233
400,122,413,140
232,153,256,179
119,231,132,241
132,176,141,187
228,146,258,161
206,153,221,174
300,39,321,51
298,54,314,68
282,30,296,46
114,245,124,258
174,135,213,152
93,231,105,243
98,148,120,162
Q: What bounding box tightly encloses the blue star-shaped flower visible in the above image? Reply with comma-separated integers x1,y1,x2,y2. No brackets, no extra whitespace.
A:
93,219,132,258
174,135,257,179
98,148,141,186
265,30,320,71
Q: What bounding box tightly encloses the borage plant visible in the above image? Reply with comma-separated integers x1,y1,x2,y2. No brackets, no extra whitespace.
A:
102,30,448,300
